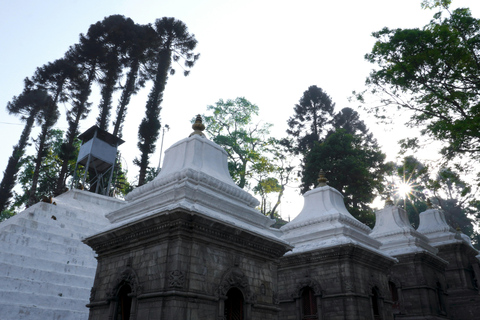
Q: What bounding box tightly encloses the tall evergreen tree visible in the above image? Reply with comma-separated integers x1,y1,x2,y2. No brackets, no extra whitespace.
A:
26,95,59,206
332,107,368,136
54,29,104,195
0,79,51,212
33,58,78,106
286,85,335,154
287,87,387,226
112,23,156,138
135,17,199,186
301,129,387,226
93,15,136,131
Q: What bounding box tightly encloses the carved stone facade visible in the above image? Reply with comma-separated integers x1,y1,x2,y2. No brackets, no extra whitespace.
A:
433,242,480,319
83,128,480,320
387,253,448,319
84,209,290,320
277,245,395,320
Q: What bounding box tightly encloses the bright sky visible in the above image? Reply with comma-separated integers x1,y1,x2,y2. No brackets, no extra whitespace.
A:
1,0,479,219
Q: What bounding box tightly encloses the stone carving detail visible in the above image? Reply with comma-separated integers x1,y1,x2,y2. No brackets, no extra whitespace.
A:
344,280,355,292
169,270,185,288
291,277,323,299
260,283,266,295
107,267,142,300
217,267,256,303
234,255,241,267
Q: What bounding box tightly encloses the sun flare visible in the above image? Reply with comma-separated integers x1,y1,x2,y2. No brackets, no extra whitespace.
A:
397,182,412,198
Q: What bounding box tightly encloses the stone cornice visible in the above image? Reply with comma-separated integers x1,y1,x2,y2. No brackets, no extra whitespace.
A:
278,243,396,270
394,251,448,270
436,241,479,258
84,209,291,259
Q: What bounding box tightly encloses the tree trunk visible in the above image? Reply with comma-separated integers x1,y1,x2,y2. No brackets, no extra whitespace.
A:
0,114,36,212
97,57,120,131
27,121,52,206
113,58,140,137
54,64,96,195
270,186,285,219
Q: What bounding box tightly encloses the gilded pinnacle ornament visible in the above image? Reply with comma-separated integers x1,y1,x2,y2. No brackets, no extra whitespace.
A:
385,195,394,207
189,114,206,137
426,198,433,209
317,169,328,187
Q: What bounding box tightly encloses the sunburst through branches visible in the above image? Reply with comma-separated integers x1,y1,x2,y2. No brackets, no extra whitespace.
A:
387,164,425,209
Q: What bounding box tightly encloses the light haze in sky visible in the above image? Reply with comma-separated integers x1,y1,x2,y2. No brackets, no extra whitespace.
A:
1,0,478,219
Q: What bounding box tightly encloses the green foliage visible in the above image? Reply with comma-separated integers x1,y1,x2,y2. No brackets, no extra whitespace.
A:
386,156,430,227
93,15,137,131
287,86,386,226
360,6,480,165
202,97,272,189
143,167,159,185
112,23,156,138
12,129,80,209
387,156,479,245
202,98,294,217
108,157,133,197
421,0,451,10
251,139,295,217
287,85,335,154
0,81,53,212
136,17,199,186
302,129,387,226
0,208,15,222
430,167,479,238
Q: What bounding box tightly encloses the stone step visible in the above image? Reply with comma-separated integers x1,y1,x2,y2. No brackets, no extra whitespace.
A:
11,216,100,238
0,230,94,257
0,203,108,235
0,302,88,320
0,239,96,267
0,290,89,313
1,223,88,247
27,205,109,230
0,262,93,288
0,252,96,278
0,276,91,301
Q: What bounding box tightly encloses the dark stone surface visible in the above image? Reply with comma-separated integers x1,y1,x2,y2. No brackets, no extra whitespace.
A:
84,209,480,320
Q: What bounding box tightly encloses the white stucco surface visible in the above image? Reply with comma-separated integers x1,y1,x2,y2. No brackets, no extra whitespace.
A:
100,134,288,245
0,128,291,320
280,184,394,261
417,207,478,251
0,190,125,320
370,204,438,256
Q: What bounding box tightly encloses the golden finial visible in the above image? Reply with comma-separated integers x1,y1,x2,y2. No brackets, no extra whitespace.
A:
385,195,394,207
426,198,433,209
316,169,328,187
189,114,205,137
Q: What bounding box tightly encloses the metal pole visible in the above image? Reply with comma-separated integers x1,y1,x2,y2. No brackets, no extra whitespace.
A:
157,124,170,172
